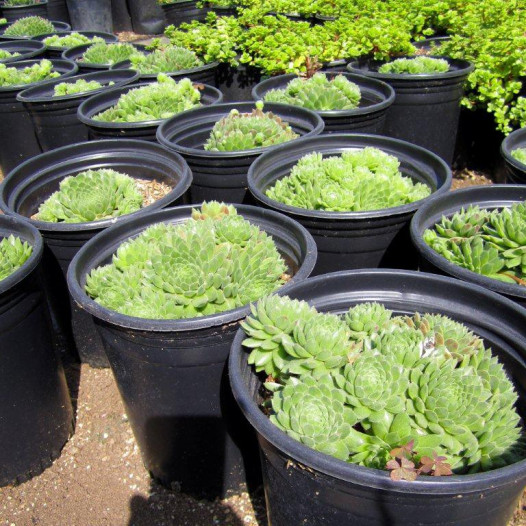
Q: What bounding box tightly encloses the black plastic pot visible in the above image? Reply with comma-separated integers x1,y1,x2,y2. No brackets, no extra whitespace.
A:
34,30,118,58
0,57,77,175
77,80,223,141
160,0,209,28
2,1,48,23
0,213,73,486
0,139,192,367
67,204,317,498
229,269,526,526
126,0,165,35
156,102,325,204
248,133,451,274
210,5,237,16
18,69,139,151
252,72,395,134
66,0,112,32
347,55,474,165
215,62,263,103
500,127,526,184
46,0,70,24
0,39,46,62
411,184,526,307
0,20,70,40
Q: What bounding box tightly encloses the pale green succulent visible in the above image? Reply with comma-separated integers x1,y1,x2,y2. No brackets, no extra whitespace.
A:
263,73,361,111
93,74,201,123
43,32,105,49
3,16,54,37
204,101,299,152
0,235,33,281
128,46,204,74
266,149,431,212
53,78,107,96
0,49,20,60
511,147,526,166
378,56,450,75
81,42,141,66
344,302,393,340
35,169,143,223
0,59,59,87
85,202,288,320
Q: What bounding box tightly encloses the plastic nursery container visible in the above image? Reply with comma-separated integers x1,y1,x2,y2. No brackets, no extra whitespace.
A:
77,80,223,141
252,72,395,134
229,269,526,526
2,0,48,23
46,0,70,24
0,39,46,63
0,214,73,486
248,133,451,274
34,31,118,59
0,57,77,174
18,69,140,151
215,63,263,103
67,204,317,499
160,0,209,27
156,102,325,204
0,20,70,41
347,56,474,165
65,0,112,32
411,184,526,307
0,139,192,367
500,127,526,184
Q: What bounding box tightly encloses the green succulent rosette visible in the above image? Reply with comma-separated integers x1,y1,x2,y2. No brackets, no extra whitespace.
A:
128,46,204,74
0,235,33,281
378,56,450,75
4,16,54,38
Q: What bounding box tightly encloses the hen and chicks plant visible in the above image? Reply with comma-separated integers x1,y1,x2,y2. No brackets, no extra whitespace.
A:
0,58,59,87
3,16,54,37
3,0,42,6
378,56,450,74
128,46,204,74
53,78,107,96
43,33,105,49
81,42,141,66
0,235,32,281
0,49,20,60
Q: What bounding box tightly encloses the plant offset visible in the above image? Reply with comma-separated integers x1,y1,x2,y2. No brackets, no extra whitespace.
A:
3,16,54,37
241,297,526,475
0,59,59,87
85,202,289,319
0,235,32,281
378,56,450,74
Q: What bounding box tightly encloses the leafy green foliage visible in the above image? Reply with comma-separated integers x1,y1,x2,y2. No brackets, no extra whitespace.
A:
0,59,59,87
53,78,108,96
36,169,143,223
81,42,141,66
242,296,526,473
3,0,42,6
93,74,201,123
129,45,204,73
511,148,526,166
3,16,54,37
378,56,450,74
204,101,299,151
266,148,431,212
43,32,105,49
0,49,20,60
423,202,526,286
0,19,6,24
0,235,32,281
85,201,288,319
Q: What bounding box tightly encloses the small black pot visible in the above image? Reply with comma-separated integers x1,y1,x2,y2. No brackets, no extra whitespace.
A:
252,72,395,134
0,38,45,62
34,31,118,59
500,127,526,184
67,204,317,498
2,0,48,23
160,0,209,28
0,139,192,367
215,62,264,102
156,102,325,204
77,80,223,141
347,55,474,165
0,20,70,40
229,269,526,526
0,213,73,487
411,184,526,307
0,57,77,175
46,0,70,24
248,133,451,274
18,69,140,151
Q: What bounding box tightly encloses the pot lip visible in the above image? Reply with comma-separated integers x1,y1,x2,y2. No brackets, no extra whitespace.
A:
32,30,118,51
156,101,325,158
500,127,526,173
0,139,193,233
1,0,48,8
111,57,220,78
251,72,396,118
410,184,526,300
66,204,317,332
0,38,46,62
62,42,148,68
228,268,526,494
247,133,452,220
0,20,70,40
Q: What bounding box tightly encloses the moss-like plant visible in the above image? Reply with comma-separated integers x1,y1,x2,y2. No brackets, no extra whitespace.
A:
93,74,202,123
128,46,204,74
0,59,59,87
53,78,110,96
3,16,54,37
0,235,33,281
85,201,288,319
378,56,450,74
511,147,526,166
266,148,430,212
81,42,142,66
0,49,20,60
241,296,526,474
36,169,144,223
263,73,361,111
43,32,105,49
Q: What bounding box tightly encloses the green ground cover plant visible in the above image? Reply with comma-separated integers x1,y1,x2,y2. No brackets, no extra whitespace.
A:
53,78,108,96
0,58,59,87
511,148,526,166
0,49,20,60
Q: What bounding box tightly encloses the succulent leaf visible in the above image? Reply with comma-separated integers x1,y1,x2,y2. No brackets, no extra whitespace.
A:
0,235,32,281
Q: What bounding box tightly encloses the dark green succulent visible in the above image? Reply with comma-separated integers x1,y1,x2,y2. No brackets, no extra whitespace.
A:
0,235,32,281
3,16,54,37
128,46,204,74
378,56,450,74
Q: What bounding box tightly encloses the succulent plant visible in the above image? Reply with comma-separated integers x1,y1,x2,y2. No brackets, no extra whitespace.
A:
0,59,59,87
128,46,204,74
81,42,142,66
0,49,20,60
35,169,144,223
511,147,526,166
3,0,41,6
204,101,299,152
262,73,361,111
266,148,430,212
53,78,108,96
378,56,450,74
3,16,54,37
85,202,288,320
43,33,105,49
0,235,33,281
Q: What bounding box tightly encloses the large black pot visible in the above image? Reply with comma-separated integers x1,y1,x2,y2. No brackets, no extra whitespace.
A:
0,38,45,62
67,204,317,498
215,62,263,103
160,0,209,28
156,102,325,204
347,56,474,165
34,30,118,59
0,139,192,367
2,0,48,23
248,133,451,274
0,213,73,486
500,127,526,184
66,0,112,32
229,269,526,526
252,72,395,134
46,0,70,24
0,57,77,174
0,20,70,40
410,184,526,307
77,80,223,141
18,69,139,151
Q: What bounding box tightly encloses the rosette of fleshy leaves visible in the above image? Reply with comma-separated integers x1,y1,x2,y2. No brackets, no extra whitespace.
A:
81,42,142,66
378,56,450,75
53,79,107,96
3,0,41,6
93,74,201,123
511,148,526,166
4,16,54,37
266,148,430,212
35,169,144,223
0,49,20,60
262,73,361,111
204,101,299,152
0,235,32,281
85,201,287,320
0,59,59,87
128,45,204,74
43,32,104,49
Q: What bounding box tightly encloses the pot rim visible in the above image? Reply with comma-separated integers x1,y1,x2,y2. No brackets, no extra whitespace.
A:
500,127,526,174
